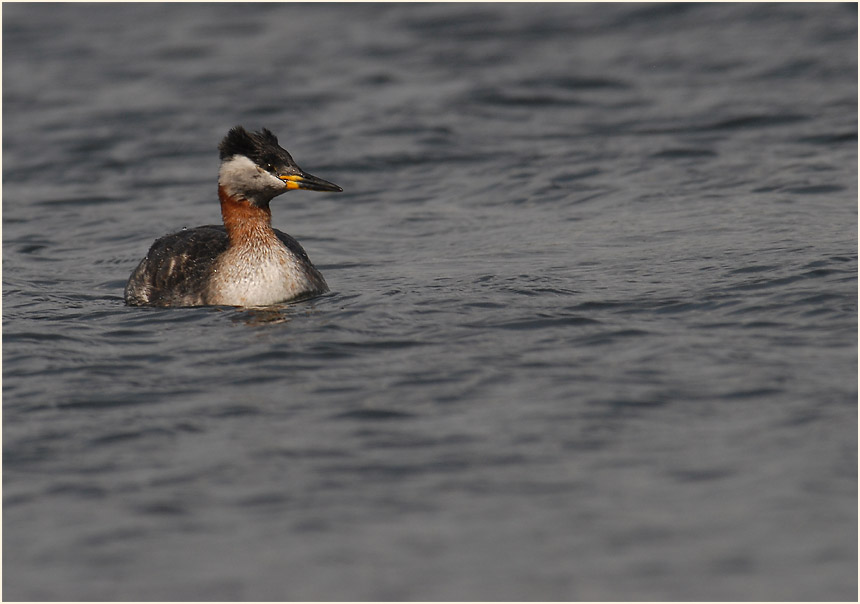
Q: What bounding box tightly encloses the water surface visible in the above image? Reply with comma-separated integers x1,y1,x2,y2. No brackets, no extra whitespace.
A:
3,3,857,600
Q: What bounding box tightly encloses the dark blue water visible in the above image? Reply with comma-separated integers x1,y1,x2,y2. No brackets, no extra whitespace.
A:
3,3,857,600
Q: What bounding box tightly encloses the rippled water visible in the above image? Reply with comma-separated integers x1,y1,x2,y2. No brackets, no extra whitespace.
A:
3,3,857,600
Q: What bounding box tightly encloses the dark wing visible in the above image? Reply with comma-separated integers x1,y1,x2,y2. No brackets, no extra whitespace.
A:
272,228,312,264
273,228,329,292
124,225,229,307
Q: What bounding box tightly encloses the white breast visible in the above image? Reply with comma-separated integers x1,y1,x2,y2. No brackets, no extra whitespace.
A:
208,238,320,306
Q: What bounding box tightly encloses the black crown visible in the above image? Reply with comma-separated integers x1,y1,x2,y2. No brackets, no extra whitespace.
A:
218,126,295,168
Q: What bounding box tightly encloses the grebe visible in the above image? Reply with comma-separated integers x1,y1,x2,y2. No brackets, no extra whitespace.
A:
124,126,342,307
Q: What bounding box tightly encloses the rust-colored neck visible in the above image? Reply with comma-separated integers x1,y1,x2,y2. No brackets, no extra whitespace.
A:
218,185,273,243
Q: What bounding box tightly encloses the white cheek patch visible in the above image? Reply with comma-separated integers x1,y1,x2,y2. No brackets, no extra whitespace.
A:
219,156,286,200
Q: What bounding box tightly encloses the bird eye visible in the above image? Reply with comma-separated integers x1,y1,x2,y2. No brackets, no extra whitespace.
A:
265,163,274,172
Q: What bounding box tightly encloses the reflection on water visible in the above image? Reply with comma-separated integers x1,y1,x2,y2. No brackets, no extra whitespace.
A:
233,307,294,326
2,2,857,601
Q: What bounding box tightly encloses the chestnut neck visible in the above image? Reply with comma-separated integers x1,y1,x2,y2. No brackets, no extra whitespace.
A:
218,185,274,243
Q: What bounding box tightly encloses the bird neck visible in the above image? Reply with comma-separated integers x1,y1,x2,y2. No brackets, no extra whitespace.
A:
218,185,275,244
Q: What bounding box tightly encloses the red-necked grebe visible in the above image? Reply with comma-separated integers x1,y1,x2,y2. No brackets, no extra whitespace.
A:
124,126,342,307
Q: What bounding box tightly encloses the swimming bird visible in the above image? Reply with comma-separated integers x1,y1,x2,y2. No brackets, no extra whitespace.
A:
125,126,342,307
